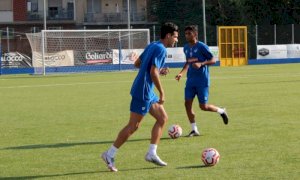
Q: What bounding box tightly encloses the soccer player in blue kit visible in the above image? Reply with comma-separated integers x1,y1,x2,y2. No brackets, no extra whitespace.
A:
175,25,228,137
101,22,178,172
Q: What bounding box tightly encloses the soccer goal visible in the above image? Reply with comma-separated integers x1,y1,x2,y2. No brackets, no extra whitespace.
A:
26,29,150,75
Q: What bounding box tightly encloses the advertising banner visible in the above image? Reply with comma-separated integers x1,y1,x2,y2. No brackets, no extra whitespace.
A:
85,51,113,64
112,46,219,64
113,49,144,64
32,50,74,67
286,44,300,58
165,48,185,63
210,46,219,61
166,46,219,63
1,52,32,68
257,45,287,59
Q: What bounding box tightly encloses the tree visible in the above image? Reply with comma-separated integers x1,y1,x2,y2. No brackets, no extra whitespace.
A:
206,0,241,25
151,0,300,26
241,0,300,25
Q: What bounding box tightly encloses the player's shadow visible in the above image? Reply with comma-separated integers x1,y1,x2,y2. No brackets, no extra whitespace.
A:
176,165,208,169
1,137,170,150
0,170,104,180
239,79,300,84
0,167,161,179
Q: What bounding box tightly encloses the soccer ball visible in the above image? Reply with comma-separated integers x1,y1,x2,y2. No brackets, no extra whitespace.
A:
201,148,220,166
168,124,182,139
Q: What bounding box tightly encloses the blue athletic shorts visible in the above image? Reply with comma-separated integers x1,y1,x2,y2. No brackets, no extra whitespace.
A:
130,96,159,116
185,86,209,104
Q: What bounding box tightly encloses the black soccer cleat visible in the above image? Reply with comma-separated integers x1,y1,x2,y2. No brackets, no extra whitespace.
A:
220,108,229,125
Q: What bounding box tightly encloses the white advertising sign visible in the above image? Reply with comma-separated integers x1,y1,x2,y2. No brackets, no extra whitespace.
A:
113,49,144,64
257,45,287,59
32,50,74,67
113,46,219,64
166,46,219,62
209,46,219,61
286,44,300,58
166,48,185,63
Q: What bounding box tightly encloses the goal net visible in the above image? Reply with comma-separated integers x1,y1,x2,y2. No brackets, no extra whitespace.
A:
26,29,150,75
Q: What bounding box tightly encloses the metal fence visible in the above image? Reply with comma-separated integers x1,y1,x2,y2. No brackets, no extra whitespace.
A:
1,24,300,60
84,12,146,23
152,24,300,59
247,24,300,58
27,10,74,21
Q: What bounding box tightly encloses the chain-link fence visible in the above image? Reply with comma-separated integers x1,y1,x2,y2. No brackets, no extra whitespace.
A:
149,24,300,59
1,24,300,61
248,24,300,58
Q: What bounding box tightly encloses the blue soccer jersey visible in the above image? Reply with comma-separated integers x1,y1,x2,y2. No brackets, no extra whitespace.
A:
183,41,213,87
130,41,166,102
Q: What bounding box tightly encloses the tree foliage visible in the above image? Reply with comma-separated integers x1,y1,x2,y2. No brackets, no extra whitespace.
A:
150,0,300,25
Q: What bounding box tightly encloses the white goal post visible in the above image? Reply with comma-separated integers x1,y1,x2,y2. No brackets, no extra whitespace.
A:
26,29,150,75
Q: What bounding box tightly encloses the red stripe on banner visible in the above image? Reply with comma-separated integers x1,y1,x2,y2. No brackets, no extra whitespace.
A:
86,59,112,64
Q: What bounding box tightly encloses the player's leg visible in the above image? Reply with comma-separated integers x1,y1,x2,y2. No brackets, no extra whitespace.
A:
185,99,195,123
185,86,200,136
144,102,168,166
101,112,144,172
149,103,168,145
197,87,229,124
113,112,144,148
101,98,147,172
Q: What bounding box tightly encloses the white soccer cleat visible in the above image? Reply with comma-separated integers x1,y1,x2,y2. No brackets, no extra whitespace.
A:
101,151,118,172
187,130,200,137
145,153,167,166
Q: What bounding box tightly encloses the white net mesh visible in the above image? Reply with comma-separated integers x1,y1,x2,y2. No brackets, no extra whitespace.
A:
26,29,149,74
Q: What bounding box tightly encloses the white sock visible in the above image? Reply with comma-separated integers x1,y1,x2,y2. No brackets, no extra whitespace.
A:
191,122,198,131
148,144,157,156
107,145,118,158
217,107,225,114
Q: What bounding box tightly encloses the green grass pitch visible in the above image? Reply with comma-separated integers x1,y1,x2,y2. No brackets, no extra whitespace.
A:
0,64,299,179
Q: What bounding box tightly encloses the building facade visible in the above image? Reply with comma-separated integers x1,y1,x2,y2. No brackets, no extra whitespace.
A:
0,0,157,56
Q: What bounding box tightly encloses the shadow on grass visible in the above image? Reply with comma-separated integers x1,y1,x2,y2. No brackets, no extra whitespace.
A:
176,165,208,169
239,79,300,85
1,137,170,150
0,167,161,179
0,170,104,180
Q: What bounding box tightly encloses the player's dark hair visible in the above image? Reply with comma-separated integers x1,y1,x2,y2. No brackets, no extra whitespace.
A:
184,25,198,33
160,22,178,39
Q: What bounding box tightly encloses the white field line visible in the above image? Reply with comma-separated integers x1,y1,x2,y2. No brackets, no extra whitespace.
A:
0,73,300,89
0,81,133,89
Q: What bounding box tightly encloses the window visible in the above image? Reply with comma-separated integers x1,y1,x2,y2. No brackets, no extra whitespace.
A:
27,0,38,12
87,0,101,13
122,0,137,12
122,0,127,12
1,28,14,39
131,0,137,12
30,27,41,33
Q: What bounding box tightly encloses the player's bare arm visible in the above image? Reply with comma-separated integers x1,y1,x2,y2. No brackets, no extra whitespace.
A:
192,57,216,69
175,62,189,81
159,67,170,76
150,65,165,104
202,57,216,66
134,57,141,68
